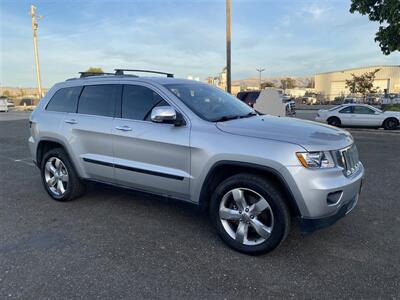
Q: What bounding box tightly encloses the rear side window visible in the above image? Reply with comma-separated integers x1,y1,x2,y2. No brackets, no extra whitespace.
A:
339,106,353,114
46,86,82,113
122,85,168,120
78,85,119,117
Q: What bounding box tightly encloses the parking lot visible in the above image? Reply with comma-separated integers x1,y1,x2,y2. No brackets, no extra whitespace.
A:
1,112,399,299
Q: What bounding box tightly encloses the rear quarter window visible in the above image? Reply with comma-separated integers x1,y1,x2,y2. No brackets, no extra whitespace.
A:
46,86,82,113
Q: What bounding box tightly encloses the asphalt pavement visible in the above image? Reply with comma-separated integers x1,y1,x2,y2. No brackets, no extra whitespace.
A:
0,113,399,299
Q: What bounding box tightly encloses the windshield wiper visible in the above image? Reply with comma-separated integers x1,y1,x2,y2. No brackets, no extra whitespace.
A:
213,115,241,122
239,112,257,119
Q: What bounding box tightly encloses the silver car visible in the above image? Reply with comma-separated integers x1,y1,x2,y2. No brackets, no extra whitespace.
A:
29,70,364,255
316,104,400,130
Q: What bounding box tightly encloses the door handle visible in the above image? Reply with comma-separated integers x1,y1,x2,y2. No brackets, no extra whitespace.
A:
115,125,132,131
65,119,78,124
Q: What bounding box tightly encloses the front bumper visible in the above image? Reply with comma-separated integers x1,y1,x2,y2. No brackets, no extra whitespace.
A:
298,188,360,233
281,162,364,233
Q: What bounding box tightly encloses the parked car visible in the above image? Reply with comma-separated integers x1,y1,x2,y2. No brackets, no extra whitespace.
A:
0,98,9,112
237,90,296,116
302,96,317,105
20,98,35,106
315,104,400,130
29,69,364,255
343,97,357,104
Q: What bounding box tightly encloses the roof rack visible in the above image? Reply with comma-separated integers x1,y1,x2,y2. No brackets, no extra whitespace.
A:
114,69,174,78
79,71,115,78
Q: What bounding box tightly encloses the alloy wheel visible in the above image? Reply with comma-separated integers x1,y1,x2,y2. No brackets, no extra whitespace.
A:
219,188,274,246
44,157,69,196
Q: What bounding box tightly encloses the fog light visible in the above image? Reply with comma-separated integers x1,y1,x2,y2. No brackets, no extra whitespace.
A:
327,191,342,205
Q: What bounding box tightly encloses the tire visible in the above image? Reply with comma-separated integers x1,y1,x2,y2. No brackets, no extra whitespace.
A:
40,148,85,201
327,117,341,127
383,118,399,130
209,173,290,255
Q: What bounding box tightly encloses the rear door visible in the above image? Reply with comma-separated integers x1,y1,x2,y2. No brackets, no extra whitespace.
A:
337,106,353,126
61,83,121,182
112,83,190,200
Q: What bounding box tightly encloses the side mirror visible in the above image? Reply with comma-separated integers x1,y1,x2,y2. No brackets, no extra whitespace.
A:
151,106,185,126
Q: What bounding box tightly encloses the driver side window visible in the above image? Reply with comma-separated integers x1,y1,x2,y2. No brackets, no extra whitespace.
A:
353,106,375,114
122,85,169,121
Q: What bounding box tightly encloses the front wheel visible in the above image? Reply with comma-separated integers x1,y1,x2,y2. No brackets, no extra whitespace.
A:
210,174,290,255
383,118,399,130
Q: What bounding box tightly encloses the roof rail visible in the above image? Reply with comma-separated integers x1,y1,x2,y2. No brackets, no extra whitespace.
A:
79,71,115,78
114,69,174,78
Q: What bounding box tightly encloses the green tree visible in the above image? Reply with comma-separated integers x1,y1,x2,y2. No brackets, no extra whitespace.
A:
260,81,275,89
85,67,104,74
345,69,380,98
280,77,296,89
2,90,11,97
350,0,400,55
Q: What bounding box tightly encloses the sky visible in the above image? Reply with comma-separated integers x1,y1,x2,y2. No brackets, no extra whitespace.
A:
1,0,399,88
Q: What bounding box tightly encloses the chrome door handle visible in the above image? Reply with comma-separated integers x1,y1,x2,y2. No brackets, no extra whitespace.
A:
65,119,78,124
115,125,132,131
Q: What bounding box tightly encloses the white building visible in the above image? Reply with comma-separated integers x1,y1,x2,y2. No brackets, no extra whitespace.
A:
315,65,400,100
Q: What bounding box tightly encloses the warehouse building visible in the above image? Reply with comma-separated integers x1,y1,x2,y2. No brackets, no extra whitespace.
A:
315,65,400,100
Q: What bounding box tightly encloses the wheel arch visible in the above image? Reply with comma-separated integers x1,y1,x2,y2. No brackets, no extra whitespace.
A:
198,161,301,217
382,117,399,128
36,138,83,178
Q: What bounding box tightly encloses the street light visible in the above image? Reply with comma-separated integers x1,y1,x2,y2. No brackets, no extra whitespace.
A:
256,67,265,89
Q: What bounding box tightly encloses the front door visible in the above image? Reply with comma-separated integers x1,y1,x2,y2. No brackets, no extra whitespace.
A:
112,83,190,200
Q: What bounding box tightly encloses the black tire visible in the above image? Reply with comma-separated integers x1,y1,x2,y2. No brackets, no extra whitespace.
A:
40,148,85,201
327,116,341,127
383,118,399,130
209,173,290,255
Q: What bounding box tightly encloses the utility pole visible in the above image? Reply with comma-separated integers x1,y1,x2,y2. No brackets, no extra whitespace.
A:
226,0,231,94
29,5,43,98
256,67,265,89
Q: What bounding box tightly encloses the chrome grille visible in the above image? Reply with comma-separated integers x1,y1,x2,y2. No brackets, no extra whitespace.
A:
337,144,360,177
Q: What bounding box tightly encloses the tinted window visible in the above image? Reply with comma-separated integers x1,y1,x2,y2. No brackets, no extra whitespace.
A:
353,106,375,114
339,106,353,114
78,85,118,117
246,92,260,102
46,86,81,112
122,85,167,120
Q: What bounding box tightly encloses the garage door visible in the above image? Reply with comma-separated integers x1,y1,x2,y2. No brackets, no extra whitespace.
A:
373,79,389,93
330,81,348,99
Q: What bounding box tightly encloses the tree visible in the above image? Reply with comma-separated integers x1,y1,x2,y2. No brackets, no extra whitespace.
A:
350,0,400,55
306,78,315,88
260,81,275,89
345,69,380,98
280,77,296,89
2,90,11,98
85,67,104,74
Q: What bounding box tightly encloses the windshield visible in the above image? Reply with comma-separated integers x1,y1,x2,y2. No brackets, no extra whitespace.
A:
164,83,255,122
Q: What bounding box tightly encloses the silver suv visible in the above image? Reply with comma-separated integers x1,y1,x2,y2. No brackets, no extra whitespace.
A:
29,69,364,255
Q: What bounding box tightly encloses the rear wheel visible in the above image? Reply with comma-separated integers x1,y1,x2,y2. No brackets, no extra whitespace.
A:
383,118,399,130
210,174,290,255
327,116,341,127
40,148,85,201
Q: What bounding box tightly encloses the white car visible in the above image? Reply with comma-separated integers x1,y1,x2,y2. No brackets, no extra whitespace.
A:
315,104,400,130
0,98,9,112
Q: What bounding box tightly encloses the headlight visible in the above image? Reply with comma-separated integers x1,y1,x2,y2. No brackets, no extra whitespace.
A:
296,151,335,169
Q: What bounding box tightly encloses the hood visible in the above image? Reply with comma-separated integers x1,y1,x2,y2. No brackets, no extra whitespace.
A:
216,115,353,151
